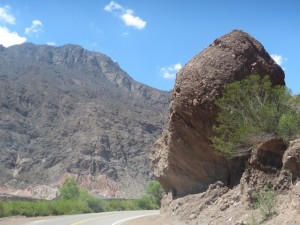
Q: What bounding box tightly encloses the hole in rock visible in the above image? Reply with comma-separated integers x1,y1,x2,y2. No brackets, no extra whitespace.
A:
256,138,287,170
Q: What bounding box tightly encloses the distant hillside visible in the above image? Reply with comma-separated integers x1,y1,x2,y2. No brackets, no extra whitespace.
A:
0,43,170,199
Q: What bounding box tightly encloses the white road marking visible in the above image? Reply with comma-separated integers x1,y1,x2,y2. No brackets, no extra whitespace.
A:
111,212,159,225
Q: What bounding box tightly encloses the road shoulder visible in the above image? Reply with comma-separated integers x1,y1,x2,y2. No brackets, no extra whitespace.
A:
122,214,171,225
0,216,55,225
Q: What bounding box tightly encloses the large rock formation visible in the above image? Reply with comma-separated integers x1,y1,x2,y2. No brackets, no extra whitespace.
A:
149,29,285,197
152,136,300,225
0,43,170,199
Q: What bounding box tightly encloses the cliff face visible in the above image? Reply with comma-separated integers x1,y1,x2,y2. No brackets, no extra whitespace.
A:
149,30,285,197
0,43,170,199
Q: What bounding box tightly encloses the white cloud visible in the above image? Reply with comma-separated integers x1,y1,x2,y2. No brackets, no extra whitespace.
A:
0,26,26,47
47,41,56,46
271,54,287,66
104,1,122,12
161,63,182,79
25,19,43,35
0,5,15,24
121,10,146,30
271,54,283,65
104,1,146,30
0,5,26,47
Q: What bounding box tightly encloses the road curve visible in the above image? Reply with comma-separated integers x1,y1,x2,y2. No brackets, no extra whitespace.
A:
20,210,159,225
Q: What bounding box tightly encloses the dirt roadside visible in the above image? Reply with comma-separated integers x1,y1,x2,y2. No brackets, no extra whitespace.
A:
0,216,56,225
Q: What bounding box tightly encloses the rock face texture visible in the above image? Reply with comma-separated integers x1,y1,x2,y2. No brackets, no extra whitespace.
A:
144,138,300,225
149,29,285,197
0,43,170,199
283,139,300,181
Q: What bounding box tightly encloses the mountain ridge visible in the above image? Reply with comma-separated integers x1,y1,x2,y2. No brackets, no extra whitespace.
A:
0,42,170,199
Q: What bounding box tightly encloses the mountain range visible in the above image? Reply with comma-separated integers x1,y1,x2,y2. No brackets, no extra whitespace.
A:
0,43,170,199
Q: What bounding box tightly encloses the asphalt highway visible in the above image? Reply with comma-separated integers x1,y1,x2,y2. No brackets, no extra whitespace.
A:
22,210,159,225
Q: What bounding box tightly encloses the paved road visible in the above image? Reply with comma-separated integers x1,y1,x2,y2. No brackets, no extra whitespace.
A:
19,210,159,225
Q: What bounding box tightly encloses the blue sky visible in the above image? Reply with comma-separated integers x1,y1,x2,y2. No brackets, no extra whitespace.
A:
0,1,299,94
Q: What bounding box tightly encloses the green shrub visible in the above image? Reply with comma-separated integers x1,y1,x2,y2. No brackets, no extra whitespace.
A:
277,111,300,142
145,180,164,206
51,199,91,215
104,199,125,211
0,202,3,217
0,179,162,218
85,197,105,212
0,201,10,217
251,190,276,222
135,196,158,209
2,201,50,217
103,199,139,211
212,75,300,157
290,95,300,112
59,177,80,200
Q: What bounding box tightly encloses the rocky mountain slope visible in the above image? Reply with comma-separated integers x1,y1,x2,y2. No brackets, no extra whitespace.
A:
0,43,170,199
148,30,300,224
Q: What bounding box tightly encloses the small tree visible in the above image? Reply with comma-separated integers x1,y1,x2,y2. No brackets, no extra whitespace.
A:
212,75,300,157
59,177,80,200
146,180,164,206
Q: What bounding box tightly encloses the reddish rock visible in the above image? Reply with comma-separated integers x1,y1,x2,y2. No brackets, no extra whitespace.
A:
149,30,285,197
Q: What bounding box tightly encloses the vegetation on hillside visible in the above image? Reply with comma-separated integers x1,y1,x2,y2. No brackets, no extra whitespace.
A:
0,178,164,218
252,190,276,222
247,189,277,225
212,75,300,157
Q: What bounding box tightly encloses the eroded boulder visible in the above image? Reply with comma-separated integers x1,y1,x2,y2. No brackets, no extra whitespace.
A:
149,29,285,197
283,139,300,181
